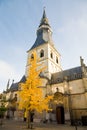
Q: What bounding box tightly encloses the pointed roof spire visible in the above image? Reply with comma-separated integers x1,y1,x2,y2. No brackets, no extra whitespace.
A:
6,79,10,91
29,8,53,50
39,7,50,27
42,7,46,19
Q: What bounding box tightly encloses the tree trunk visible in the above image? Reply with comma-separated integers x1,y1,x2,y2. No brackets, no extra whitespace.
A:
27,110,30,129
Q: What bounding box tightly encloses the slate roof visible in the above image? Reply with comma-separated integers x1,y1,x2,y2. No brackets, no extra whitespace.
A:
39,9,50,27
51,66,82,84
8,66,83,91
10,75,26,92
29,9,52,51
10,82,19,91
30,36,47,50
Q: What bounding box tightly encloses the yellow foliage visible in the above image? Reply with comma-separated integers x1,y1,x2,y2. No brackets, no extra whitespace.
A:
18,51,53,113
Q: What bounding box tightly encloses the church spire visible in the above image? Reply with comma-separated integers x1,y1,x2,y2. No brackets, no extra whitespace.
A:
42,7,46,19
39,8,50,27
30,9,53,50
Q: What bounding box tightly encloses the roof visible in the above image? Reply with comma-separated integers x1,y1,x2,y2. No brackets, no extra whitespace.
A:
8,67,83,91
19,75,26,83
9,75,26,92
29,9,52,51
51,66,82,84
39,9,50,27
10,82,19,91
30,35,47,50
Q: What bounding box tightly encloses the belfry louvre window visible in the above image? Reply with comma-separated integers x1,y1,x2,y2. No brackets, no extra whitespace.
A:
40,50,44,58
56,56,58,63
50,52,53,59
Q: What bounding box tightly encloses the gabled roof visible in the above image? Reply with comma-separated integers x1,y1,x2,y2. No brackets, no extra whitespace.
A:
10,82,19,91
9,75,26,92
51,66,82,84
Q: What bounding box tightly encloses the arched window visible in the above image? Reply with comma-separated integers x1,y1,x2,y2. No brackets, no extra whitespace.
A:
40,50,44,58
31,54,34,60
50,52,53,59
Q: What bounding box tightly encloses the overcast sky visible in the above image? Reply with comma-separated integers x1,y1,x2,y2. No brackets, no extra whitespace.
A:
0,0,87,92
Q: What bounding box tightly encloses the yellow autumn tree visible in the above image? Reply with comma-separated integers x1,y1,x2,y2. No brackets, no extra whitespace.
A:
18,51,53,128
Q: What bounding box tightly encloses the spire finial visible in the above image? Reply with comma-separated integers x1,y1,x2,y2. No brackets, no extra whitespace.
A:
42,6,46,19
38,8,51,28
6,79,10,91
43,6,46,10
80,56,84,66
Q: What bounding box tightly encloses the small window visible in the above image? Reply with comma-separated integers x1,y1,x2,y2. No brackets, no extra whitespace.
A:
31,54,34,59
50,52,53,59
40,50,44,58
56,57,58,63
15,94,17,97
56,87,59,92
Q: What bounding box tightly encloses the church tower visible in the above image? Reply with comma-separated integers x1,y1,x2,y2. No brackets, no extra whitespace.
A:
25,9,62,79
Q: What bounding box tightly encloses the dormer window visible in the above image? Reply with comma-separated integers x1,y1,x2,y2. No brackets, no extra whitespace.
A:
50,52,53,59
40,50,44,58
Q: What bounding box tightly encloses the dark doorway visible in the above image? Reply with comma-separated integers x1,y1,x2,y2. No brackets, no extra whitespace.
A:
56,106,65,124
